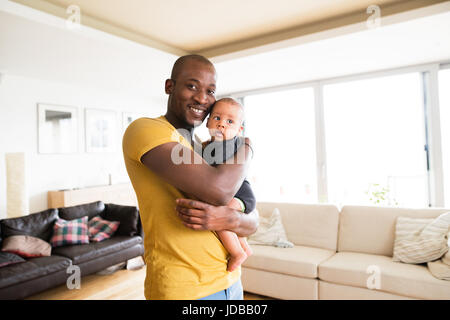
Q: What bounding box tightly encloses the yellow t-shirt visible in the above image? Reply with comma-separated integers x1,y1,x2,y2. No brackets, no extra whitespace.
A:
122,116,240,300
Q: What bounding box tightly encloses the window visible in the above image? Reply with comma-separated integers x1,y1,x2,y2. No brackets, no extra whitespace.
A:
243,88,317,203
323,73,428,208
439,68,450,207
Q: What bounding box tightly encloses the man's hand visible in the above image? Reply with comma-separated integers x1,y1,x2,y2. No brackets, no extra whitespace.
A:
176,199,239,231
175,198,258,237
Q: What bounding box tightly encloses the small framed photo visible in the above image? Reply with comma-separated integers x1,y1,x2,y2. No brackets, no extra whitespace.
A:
122,112,142,131
85,109,118,153
37,103,79,154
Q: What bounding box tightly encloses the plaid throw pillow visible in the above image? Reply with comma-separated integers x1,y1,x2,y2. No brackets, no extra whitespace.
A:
88,216,120,242
50,216,89,247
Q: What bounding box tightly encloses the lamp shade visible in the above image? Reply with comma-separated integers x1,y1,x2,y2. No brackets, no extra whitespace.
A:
6,152,29,218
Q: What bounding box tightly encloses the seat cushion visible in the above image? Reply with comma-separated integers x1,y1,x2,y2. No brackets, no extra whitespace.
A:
0,255,71,289
318,252,450,300
0,252,25,268
51,236,142,265
243,244,335,278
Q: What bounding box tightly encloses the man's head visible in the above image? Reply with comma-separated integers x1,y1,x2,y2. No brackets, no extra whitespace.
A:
165,55,217,129
206,97,245,141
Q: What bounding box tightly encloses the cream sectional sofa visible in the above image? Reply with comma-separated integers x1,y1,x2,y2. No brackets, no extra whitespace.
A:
241,202,450,300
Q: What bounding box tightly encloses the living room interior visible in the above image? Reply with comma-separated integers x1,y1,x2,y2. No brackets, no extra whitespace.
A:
0,0,450,301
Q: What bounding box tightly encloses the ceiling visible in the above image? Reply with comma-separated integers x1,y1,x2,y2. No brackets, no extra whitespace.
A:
214,9,450,94
10,0,448,58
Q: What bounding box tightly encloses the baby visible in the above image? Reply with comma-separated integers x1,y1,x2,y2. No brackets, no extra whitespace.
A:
202,97,255,272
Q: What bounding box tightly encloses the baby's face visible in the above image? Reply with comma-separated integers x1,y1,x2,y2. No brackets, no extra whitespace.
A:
206,101,244,141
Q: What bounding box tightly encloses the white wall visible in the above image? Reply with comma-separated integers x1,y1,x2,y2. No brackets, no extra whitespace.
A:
0,6,177,218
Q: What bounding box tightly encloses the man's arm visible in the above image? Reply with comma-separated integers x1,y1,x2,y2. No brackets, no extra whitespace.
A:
175,198,259,237
140,138,253,206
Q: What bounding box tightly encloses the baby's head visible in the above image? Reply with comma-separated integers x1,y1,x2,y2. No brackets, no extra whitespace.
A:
206,98,244,141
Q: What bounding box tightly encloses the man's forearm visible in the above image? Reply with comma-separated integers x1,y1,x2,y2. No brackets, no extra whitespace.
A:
210,142,253,206
229,209,259,237
142,140,253,208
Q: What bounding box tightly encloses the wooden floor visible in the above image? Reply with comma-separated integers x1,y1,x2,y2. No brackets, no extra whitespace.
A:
27,266,273,300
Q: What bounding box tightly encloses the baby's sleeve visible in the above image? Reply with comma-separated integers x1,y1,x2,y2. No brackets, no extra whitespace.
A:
234,179,256,214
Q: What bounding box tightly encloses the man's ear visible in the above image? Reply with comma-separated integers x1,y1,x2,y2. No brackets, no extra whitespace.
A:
165,79,175,94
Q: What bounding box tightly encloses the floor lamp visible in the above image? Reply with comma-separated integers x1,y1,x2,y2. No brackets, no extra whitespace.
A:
6,152,29,218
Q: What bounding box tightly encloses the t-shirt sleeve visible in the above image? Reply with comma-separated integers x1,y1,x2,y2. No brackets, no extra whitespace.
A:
122,118,179,163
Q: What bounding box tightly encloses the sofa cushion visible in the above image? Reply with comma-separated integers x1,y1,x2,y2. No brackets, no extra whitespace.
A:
0,252,25,268
50,216,90,247
393,214,450,264
256,202,339,251
338,206,450,256
51,235,142,265
88,216,120,242
0,209,58,242
2,235,51,258
248,208,293,248
101,204,140,237
243,244,335,279
318,252,450,300
0,255,71,289
58,201,105,221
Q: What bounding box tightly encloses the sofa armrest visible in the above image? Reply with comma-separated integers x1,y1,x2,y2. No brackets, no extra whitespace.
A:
101,204,141,238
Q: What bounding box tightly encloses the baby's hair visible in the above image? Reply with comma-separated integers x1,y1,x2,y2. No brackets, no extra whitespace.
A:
213,97,245,122
216,97,241,108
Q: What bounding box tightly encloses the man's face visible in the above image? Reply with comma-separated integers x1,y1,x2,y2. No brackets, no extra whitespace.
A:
165,60,217,128
206,101,244,141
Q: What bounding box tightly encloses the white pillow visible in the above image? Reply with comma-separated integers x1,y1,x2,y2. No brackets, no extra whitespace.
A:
248,208,294,248
441,231,450,266
427,231,450,280
393,212,450,264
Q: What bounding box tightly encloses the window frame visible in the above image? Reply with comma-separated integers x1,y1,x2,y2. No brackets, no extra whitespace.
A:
221,60,450,207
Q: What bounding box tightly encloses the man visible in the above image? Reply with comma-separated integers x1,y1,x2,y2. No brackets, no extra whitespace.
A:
122,54,258,300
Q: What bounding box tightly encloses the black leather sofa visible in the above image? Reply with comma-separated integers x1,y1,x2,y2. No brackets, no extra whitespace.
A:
0,201,144,300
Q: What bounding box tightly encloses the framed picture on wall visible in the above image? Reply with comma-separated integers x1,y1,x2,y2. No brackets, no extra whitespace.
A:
85,109,118,153
37,103,79,154
122,112,142,131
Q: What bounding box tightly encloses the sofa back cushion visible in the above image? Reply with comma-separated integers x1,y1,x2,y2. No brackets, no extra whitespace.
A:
0,209,58,242
58,201,105,221
101,204,140,237
255,202,340,251
338,205,450,256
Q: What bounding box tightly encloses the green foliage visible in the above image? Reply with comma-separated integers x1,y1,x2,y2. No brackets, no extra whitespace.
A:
365,183,399,206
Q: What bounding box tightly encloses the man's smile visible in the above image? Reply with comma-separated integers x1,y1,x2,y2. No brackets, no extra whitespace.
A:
188,105,207,117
